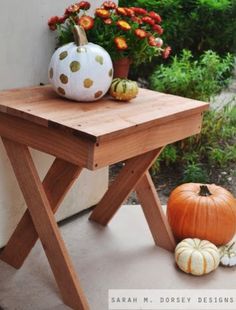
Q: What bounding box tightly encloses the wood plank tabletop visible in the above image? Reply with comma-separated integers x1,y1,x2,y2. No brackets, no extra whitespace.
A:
0,85,209,142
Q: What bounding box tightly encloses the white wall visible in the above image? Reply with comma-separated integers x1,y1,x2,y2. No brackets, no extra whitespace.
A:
0,146,108,247
0,0,118,247
0,0,112,90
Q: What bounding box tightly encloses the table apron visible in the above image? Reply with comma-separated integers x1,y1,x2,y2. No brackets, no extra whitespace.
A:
93,112,203,168
0,112,94,169
0,111,203,170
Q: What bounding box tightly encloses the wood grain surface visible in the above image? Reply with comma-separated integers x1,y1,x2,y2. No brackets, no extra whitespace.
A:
136,172,176,251
89,148,163,225
0,157,82,269
0,85,209,142
2,138,89,309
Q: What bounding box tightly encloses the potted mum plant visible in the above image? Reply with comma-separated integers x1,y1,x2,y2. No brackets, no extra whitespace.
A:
48,1,171,77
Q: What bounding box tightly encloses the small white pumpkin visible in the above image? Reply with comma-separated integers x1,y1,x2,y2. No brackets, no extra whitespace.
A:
175,238,220,276
219,242,236,267
49,26,113,102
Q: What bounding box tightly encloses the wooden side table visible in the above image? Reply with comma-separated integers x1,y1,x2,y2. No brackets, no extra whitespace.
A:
0,86,209,309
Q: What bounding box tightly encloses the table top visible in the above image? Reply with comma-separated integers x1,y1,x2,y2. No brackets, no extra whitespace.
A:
0,85,209,143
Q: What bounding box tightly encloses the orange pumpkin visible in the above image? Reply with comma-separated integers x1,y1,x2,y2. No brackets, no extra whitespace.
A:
167,183,236,245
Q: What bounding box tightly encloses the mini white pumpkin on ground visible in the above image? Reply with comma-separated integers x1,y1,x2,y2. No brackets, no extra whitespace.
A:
49,26,113,102
175,238,220,276
219,242,236,267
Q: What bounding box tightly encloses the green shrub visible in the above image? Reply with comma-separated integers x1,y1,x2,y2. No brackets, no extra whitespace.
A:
149,50,234,101
153,103,236,183
183,163,209,183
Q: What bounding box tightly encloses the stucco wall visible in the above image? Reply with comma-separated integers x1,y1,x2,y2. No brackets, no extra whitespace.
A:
0,0,112,90
0,0,117,247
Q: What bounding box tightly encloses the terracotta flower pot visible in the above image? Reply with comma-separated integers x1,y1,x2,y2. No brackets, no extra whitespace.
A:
113,57,132,78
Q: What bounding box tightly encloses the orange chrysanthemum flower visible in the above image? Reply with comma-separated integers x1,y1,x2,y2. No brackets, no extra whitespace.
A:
152,24,164,35
48,16,59,31
114,37,128,50
95,8,110,18
131,7,147,15
125,8,135,17
58,15,67,24
162,46,171,59
78,16,94,30
116,7,127,16
142,16,155,26
65,4,80,15
131,16,142,24
148,35,156,46
134,29,147,39
78,1,91,10
103,1,117,10
103,18,112,25
149,11,162,23
117,20,131,31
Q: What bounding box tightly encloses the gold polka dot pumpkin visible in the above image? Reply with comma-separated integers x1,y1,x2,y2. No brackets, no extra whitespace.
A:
49,26,113,102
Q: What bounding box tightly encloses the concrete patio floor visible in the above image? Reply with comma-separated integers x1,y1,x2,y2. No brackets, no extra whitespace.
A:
0,205,236,310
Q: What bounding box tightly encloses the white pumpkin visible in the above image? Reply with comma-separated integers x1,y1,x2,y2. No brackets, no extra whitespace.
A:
48,26,113,102
175,238,220,276
219,242,236,267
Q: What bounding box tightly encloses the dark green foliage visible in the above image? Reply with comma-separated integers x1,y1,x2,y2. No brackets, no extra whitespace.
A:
120,0,236,80
149,50,234,101
183,163,209,183
153,103,236,182
120,0,236,56
56,24,74,46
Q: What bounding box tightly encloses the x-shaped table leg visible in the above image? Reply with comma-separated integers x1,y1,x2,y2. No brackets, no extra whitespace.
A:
89,148,176,252
0,138,89,310
0,140,176,309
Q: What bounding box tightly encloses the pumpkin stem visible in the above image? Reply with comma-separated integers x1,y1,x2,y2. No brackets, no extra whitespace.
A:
72,25,88,46
199,185,212,196
227,242,235,251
